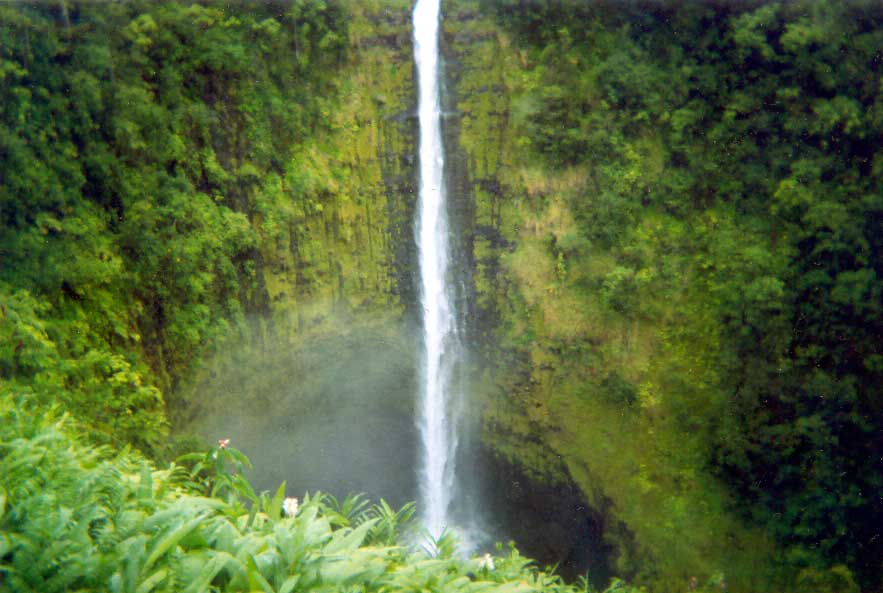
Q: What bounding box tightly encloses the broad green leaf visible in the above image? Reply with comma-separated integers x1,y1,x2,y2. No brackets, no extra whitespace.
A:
267,481,286,521
319,549,388,585
278,574,300,593
138,463,153,503
491,581,538,593
181,551,231,593
135,568,168,593
322,518,378,554
465,582,502,593
246,498,259,529
143,514,205,572
245,554,275,593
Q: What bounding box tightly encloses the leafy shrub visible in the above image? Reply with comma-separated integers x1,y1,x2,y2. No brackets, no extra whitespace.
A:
0,395,584,593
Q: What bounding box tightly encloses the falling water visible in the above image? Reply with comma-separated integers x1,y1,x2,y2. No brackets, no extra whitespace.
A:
413,0,460,539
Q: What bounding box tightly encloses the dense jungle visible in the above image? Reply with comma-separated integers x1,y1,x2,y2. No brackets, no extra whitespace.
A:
1,1,882,592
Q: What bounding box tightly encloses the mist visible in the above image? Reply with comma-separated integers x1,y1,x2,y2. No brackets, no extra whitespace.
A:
178,316,420,508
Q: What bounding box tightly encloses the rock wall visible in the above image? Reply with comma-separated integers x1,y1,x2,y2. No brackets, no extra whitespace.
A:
257,2,419,338
179,3,775,590
440,1,774,590
175,2,422,502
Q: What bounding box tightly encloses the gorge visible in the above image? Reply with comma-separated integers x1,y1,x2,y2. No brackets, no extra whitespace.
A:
1,2,882,592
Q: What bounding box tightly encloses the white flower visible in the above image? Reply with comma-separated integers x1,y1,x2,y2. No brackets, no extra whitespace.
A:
283,497,299,517
477,553,495,571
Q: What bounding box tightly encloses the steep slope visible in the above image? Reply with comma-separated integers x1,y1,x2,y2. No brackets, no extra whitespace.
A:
442,1,882,591
3,2,881,592
0,1,419,456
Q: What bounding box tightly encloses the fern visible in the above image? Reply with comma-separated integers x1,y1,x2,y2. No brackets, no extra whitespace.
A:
1,394,587,593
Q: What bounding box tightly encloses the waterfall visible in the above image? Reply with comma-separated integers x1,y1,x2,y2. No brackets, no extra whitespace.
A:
413,0,461,540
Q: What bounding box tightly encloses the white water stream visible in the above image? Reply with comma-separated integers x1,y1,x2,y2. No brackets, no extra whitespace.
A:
413,0,460,540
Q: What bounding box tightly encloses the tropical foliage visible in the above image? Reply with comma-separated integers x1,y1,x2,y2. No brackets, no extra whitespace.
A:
0,0,348,454
0,394,586,593
468,0,882,589
1,0,881,592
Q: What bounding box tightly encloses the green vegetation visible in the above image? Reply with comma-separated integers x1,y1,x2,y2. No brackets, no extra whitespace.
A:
0,394,587,593
0,0,345,452
0,0,415,455
448,0,882,590
2,1,881,592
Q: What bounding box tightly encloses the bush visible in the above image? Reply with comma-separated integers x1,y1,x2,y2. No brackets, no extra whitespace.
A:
0,394,582,593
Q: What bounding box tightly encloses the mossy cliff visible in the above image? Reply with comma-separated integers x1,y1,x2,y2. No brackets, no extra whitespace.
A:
3,2,880,592
0,0,421,453
441,2,796,591
244,1,417,339
175,1,423,502
441,0,883,591
208,3,876,590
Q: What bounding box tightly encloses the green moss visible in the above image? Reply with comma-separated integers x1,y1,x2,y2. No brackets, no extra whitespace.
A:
445,3,783,590
257,6,415,341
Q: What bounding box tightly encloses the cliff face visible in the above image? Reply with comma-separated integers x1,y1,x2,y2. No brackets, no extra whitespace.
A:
174,1,422,502
254,2,417,336
168,2,775,588
178,3,864,591
6,3,876,590
440,2,775,590
179,3,619,574
0,0,425,455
